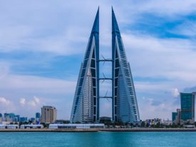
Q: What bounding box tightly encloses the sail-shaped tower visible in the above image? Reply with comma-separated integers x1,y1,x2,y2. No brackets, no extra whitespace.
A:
70,8,140,123
112,8,140,123
70,9,99,123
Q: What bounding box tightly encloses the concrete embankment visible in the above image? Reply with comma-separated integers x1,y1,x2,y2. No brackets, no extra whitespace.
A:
0,128,99,132
100,128,196,132
1,128,196,132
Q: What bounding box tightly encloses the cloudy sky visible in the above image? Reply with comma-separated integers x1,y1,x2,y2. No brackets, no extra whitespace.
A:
0,0,196,120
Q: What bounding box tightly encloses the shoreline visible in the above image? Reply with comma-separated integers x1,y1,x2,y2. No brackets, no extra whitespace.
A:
1,128,196,132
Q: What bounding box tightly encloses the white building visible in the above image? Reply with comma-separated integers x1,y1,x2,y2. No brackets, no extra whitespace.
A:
20,124,43,129
49,123,105,129
0,124,19,129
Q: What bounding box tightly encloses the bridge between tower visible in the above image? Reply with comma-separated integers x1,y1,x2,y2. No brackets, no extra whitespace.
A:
98,59,113,99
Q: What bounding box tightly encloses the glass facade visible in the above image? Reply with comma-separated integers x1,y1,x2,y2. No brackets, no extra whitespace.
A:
35,112,41,119
70,9,99,123
180,93,195,122
112,9,140,123
172,112,177,122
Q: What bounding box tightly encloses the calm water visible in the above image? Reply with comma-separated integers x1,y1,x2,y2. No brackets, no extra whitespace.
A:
0,132,195,147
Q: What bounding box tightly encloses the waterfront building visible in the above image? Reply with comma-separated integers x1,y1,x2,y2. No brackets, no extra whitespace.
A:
36,112,41,119
99,116,112,124
111,9,140,123
35,112,41,123
180,93,195,123
0,113,2,123
29,117,35,123
70,8,140,123
20,124,43,129
172,112,177,122
70,8,99,123
19,117,28,123
15,115,20,122
172,109,181,124
4,113,16,122
41,106,57,124
0,124,19,129
49,123,104,129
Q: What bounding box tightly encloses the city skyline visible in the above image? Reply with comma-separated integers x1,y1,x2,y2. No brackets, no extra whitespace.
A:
0,1,196,120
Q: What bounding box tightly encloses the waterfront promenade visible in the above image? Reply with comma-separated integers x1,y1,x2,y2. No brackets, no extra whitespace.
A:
1,128,196,132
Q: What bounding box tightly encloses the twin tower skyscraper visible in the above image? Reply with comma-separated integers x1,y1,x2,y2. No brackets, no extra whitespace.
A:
70,8,140,123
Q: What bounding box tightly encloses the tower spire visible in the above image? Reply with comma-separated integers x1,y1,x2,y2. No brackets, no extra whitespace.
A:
112,7,120,34
91,7,99,34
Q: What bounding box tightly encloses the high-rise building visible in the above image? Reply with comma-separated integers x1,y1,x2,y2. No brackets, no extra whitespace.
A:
180,93,195,123
41,106,57,124
111,9,140,123
70,9,99,123
70,8,140,123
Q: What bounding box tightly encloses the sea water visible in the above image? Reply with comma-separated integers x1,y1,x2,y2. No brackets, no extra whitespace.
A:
0,132,195,147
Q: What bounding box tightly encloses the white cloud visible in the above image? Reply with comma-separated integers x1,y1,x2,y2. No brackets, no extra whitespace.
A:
0,73,76,118
0,97,10,105
20,98,26,105
0,97,17,114
0,0,108,55
17,96,44,117
28,101,36,107
0,74,76,95
131,0,196,17
171,21,196,37
33,96,40,104
27,96,41,107
171,88,180,98
20,97,40,107
123,33,196,84
139,95,178,120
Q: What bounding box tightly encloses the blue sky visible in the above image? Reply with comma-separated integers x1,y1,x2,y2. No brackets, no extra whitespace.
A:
0,0,196,120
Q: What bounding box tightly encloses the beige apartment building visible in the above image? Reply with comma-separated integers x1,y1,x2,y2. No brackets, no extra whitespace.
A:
41,106,57,124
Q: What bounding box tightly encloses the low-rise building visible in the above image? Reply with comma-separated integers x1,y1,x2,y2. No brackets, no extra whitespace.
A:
0,124,19,129
49,123,105,129
20,124,43,129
